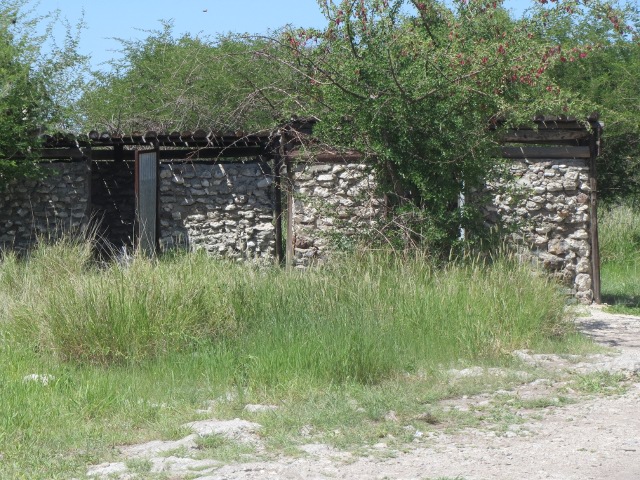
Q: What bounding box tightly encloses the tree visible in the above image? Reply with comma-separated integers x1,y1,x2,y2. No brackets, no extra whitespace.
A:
79,23,307,133
0,0,86,185
532,0,640,204
78,0,636,251
270,0,610,250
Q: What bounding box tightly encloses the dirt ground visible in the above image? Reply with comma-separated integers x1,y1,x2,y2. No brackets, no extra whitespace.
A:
88,306,640,480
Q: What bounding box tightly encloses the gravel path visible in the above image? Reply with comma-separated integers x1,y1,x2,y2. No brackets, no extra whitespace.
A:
88,306,640,480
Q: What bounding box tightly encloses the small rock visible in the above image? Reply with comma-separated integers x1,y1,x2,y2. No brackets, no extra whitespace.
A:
86,462,127,477
22,374,55,386
120,435,198,459
183,418,262,445
300,425,314,437
448,366,484,378
149,456,219,474
244,404,278,413
384,410,398,422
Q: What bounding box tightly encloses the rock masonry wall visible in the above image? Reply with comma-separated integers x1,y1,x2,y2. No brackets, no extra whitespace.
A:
289,162,382,267
0,157,596,303
0,161,92,253
158,161,275,259
484,158,593,303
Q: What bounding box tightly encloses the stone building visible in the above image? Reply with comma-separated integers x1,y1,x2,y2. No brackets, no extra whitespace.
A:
0,117,602,303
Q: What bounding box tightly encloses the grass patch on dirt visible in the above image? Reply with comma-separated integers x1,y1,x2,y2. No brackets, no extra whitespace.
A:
192,434,255,462
0,239,594,479
571,371,630,396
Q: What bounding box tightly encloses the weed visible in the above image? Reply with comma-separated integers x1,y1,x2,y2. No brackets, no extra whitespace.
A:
195,434,227,450
512,396,574,409
193,434,255,462
125,458,152,474
572,371,628,395
599,204,640,314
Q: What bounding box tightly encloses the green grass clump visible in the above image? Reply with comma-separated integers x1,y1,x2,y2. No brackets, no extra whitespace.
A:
3,241,237,364
0,239,582,478
572,371,629,395
599,204,640,264
3,241,571,376
225,253,570,386
599,204,640,313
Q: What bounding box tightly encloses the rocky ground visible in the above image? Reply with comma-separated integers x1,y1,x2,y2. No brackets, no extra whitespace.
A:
87,306,640,480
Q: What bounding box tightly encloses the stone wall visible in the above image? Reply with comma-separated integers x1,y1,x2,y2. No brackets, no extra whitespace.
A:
484,158,593,303
0,161,92,252
158,161,275,259
0,156,597,303
289,162,382,266
288,157,595,302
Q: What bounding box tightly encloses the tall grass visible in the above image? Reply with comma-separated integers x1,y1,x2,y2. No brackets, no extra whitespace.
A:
2,240,569,380
599,204,640,263
599,204,640,312
224,253,569,386
0,239,577,478
3,240,237,364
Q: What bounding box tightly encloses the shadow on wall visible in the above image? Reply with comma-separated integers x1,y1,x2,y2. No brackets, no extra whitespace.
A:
91,160,136,255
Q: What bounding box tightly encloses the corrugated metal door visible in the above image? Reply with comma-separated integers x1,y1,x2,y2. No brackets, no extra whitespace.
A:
135,150,158,255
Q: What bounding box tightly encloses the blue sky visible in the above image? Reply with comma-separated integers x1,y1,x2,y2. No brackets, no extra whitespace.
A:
31,0,533,71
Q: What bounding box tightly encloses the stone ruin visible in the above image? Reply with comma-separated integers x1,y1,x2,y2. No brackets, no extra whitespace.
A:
0,118,602,303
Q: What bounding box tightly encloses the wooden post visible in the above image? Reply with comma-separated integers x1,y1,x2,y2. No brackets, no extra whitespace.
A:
588,121,602,304
273,153,285,265
286,157,294,269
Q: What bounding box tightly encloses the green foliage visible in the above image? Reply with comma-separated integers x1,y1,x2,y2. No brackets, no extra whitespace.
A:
599,204,640,312
536,0,640,204
274,0,613,251
0,0,86,185
79,22,305,132
0,5,45,180
6,242,238,365
227,251,570,385
75,0,638,251
0,239,594,478
572,371,628,395
599,203,640,263
3,238,570,372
